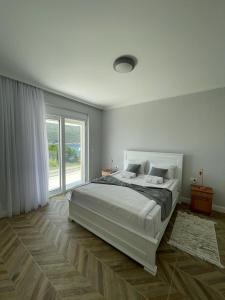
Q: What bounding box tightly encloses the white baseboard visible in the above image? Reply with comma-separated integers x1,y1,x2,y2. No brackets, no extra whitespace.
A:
180,196,190,204
180,196,225,214
212,204,225,213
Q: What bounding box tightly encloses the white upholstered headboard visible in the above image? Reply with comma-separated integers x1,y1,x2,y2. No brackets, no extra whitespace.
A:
124,150,183,191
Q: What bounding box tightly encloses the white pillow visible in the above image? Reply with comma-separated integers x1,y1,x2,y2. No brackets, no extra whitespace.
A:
125,160,147,174
121,171,136,179
149,163,176,179
145,175,163,184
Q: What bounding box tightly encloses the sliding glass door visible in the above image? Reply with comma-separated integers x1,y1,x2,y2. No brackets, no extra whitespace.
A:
46,118,61,193
65,119,84,189
46,116,85,195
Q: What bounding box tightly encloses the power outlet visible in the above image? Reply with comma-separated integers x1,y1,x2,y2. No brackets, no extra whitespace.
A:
190,177,197,184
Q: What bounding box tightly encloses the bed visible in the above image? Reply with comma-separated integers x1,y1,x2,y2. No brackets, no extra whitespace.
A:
69,151,183,275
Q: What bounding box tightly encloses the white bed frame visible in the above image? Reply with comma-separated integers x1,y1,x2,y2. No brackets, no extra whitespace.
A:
69,151,183,275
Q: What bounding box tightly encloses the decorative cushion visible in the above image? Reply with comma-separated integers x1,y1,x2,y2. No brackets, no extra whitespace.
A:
149,167,168,178
126,164,141,175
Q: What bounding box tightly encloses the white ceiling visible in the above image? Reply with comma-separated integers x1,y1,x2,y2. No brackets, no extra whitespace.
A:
0,0,225,109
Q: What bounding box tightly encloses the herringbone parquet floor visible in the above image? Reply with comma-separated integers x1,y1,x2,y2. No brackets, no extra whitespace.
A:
0,196,225,300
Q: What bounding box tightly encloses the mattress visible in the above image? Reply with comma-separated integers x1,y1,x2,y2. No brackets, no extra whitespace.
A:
70,174,179,238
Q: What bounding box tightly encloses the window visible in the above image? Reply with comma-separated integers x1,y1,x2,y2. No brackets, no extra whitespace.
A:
46,115,85,195
65,118,84,189
46,118,61,192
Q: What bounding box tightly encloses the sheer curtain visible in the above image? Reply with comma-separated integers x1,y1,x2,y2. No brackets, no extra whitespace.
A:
0,76,49,217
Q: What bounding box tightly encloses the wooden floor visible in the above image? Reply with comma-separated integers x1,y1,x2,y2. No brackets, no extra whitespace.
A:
0,197,225,300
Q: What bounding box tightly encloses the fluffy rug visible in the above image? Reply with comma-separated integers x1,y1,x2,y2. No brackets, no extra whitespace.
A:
168,211,224,268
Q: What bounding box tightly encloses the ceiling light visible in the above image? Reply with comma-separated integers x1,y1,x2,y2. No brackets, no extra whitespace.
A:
113,55,137,73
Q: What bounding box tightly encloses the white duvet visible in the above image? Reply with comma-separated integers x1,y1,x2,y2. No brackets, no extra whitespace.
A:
70,172,179,238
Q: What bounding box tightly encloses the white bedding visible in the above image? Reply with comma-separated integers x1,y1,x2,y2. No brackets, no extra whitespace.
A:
113,171,176,188
70,173,179,238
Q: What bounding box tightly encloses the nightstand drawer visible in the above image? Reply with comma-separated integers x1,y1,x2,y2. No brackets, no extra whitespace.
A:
191,195,212,214
102,170,111,176
101,169,116,176
191,184,213,215
191,191,212,199
192,195,212,203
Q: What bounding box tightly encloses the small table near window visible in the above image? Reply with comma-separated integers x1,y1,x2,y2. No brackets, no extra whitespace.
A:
191,184,213,215
101,168,116,176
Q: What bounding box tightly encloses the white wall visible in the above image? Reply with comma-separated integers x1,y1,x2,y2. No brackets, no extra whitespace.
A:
44,91,102,180
102,88,225,208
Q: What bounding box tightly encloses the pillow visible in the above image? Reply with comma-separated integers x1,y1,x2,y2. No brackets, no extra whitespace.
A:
165,166,176,179
121,171,136,179
126,160,146,174
149,167,168,178
150,163,176,179
126,164,141,175
145,175,163,184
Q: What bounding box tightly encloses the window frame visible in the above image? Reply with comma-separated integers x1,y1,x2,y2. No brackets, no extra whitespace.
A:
64,118,85,190
46,107,88,197
46,115,62,196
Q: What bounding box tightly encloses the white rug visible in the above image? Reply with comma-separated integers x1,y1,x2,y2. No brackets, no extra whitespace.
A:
168,211,224,268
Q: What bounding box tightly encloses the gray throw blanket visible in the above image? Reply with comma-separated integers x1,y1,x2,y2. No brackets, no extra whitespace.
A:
91,176,172,221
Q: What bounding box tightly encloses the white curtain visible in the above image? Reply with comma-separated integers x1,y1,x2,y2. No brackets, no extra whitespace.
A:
0,76,49,217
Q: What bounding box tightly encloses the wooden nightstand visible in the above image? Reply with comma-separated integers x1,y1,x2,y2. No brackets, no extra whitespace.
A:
101,168,115,176
191,184,213,215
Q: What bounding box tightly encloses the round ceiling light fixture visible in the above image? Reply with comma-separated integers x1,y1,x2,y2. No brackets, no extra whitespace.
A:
113,55,137,73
